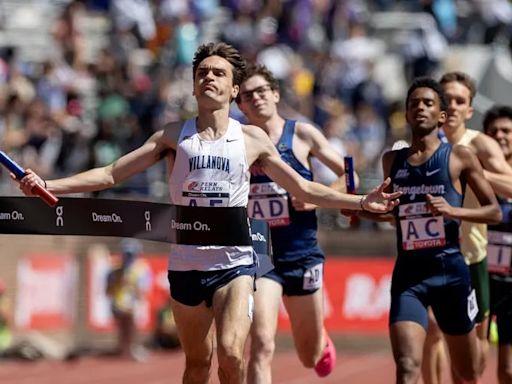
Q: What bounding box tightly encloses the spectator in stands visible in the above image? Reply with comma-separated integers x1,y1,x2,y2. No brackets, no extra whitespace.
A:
110,0,156,47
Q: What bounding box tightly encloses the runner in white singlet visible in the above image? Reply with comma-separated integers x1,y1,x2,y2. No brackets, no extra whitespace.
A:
169,117,253,272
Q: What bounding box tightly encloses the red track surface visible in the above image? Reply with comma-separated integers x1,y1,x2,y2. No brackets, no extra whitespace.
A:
0,343,499,384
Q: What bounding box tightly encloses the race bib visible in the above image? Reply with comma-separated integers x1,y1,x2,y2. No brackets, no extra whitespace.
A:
488,230,512,274
248,182,290,227
467,289,478,321
303,263,323,290
399,202,446,251
182,180,230,207
248,294,254,321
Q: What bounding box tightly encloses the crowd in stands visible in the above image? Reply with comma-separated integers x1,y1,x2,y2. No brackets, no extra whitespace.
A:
0,0,511,200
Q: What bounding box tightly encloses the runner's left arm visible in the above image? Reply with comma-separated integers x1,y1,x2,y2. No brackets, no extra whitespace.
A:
246,127,401,212
428,145,501,224
474,133,512,198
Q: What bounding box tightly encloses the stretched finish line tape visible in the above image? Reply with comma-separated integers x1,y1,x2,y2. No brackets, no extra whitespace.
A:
0,197,270,253
0,197,273,277
0,151,59,207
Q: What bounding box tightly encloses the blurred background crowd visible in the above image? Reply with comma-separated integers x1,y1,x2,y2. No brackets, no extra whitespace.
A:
0,0,511,367
0,0,511,205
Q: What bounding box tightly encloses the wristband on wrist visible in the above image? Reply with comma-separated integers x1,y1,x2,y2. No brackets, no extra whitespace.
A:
359,195,366,211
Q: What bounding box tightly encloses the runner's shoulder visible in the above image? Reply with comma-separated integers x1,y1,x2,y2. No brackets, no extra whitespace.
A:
160,120,185,149
294,120,323,140
242,123,270,141
451,143,478,164
470,129,501,155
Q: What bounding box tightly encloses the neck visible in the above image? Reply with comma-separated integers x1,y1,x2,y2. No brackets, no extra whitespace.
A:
443,124,466,144
196,106,231,137
262,113,285,135
411,128,441,152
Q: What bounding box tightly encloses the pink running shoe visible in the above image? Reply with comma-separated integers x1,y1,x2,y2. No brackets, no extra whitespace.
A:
314,333,336,377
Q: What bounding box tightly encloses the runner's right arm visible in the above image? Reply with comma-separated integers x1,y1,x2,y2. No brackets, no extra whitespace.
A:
18,125,179,195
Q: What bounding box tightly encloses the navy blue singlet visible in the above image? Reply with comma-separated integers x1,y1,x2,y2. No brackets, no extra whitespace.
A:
249,120,320,261
390,142,463,258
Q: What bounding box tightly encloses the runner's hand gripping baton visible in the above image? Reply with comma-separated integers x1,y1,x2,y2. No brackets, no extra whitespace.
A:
344,156,357,224
0,151,59,207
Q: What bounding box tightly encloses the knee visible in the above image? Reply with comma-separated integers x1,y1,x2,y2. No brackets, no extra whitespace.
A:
218,347,244,377
184,355,212,382
250,333,276,362
396,355,422,377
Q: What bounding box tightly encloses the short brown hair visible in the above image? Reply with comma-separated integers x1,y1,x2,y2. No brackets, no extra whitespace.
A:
192,42,247,86
244,63,280,90
236,63,280,103
440,71,476,104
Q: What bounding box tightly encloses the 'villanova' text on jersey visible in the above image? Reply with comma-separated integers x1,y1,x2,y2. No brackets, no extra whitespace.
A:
189,155,230,173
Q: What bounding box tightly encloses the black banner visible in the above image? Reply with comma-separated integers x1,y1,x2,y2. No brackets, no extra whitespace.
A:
0,197,269,253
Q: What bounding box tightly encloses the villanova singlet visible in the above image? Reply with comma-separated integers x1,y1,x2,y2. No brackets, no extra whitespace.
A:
168,118,253,271
488,196,512,279
390,142,463,258
248,120,320,261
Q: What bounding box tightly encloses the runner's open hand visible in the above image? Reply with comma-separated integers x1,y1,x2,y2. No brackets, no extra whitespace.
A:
361,177,401,213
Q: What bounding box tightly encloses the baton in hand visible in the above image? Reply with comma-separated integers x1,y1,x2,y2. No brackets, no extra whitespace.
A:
0,151,59,207
344,156,358,225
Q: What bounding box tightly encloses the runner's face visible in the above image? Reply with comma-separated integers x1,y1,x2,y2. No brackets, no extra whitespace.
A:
485,117,512,160
406,87,446,135
193,56,239,106
442,81,473,131
238,75,279,121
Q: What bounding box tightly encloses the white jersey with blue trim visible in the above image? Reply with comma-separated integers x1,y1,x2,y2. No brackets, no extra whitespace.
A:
168,117,253,271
